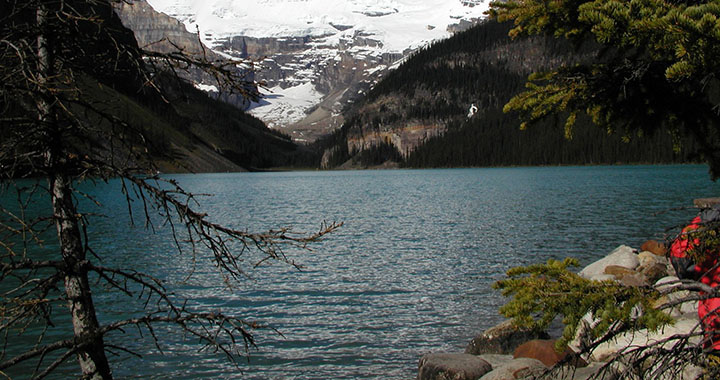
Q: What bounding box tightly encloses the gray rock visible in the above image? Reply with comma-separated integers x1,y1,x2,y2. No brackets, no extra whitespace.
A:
478,358,546,380
589,317,701,362
418,353,493,380
655,276,682,292
588,274,616,282
654,276,697,317
638,250,668,268
604,358,702,380
565,362,620,380
466,320,550,355
476,354,513,369
638,262,668,284
643,359,705,380
637,251,670,283
579,245,639,280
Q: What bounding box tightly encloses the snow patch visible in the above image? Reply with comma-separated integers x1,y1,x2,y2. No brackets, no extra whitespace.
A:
193,83,219,92
247,82,325,128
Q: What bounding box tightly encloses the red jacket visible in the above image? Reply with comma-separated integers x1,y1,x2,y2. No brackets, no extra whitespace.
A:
670,216,720,349
670,216,720,284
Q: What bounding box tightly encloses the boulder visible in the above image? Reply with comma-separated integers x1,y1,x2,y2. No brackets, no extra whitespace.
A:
466,320,550,355
604,265,637,277
638,250,668,268
637,251,671,283
601,357,702,380
638,262,669,284
476,354,513,369
512,339,579,367
655,276,682,292
617,272,649,287
579,246,639,280
603,265,651,287
587,274,616,282
569,362,620,380
478,358,546,380
640,240,667,256
654,276,697,317
589,317,701,362
418,353,493,380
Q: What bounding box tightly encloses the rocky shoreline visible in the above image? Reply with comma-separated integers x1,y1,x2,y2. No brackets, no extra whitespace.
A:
417,242,704,380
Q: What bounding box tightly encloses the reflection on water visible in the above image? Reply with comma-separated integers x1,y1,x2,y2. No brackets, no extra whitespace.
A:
2,165,718,379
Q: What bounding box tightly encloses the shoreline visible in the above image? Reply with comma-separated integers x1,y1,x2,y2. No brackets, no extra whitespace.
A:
417,239,705,380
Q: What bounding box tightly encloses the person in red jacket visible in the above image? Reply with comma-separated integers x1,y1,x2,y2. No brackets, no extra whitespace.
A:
670,206,720,351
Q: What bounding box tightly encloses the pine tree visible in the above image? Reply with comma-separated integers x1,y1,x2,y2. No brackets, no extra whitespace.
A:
490,0,720,177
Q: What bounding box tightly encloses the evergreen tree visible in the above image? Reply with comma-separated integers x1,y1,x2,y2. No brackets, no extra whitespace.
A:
490,0,720,177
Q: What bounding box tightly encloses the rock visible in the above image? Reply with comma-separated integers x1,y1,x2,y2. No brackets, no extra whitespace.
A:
602,265,651,287
569,362,620,380
678,364,704,380
579,245,639,280
512,339,573,367
640,240,667,256
606,358,703,380
655,276,682,292
478,358,546,380
638,262,669,283
618,272,649,287
590,317,701,362
694,197,720,208
418,353,493,380
588,274,616,282
637,251,671,283
476,354,513,369
465,320,550,355
604,265,637,277
654,276,697,317
637,250,667,268
567,312,599,361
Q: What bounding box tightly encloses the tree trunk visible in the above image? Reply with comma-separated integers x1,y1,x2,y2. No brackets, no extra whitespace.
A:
50,174,113,379
37,4,112,379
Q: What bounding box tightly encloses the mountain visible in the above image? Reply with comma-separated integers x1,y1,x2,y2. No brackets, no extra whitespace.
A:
318,19,700,169
141,0,491,142
112,0,315,171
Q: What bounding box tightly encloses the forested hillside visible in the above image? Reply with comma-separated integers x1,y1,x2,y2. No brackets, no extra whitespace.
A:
317,19,699,168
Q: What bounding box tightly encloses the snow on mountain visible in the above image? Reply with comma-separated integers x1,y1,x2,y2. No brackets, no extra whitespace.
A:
247,82,325,134
144,0,490,141
146,0,488,53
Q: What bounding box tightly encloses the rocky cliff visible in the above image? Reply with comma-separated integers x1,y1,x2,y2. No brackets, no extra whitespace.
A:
115,0,254,109
115,0,203,54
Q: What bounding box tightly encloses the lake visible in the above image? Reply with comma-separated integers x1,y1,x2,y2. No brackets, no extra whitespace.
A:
3,165,719,379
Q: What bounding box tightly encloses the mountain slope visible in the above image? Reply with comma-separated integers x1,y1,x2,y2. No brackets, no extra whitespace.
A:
318,20,699,168
79,70,310,172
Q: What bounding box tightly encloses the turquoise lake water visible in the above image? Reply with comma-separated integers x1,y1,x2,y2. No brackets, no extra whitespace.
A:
3,165,720,379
